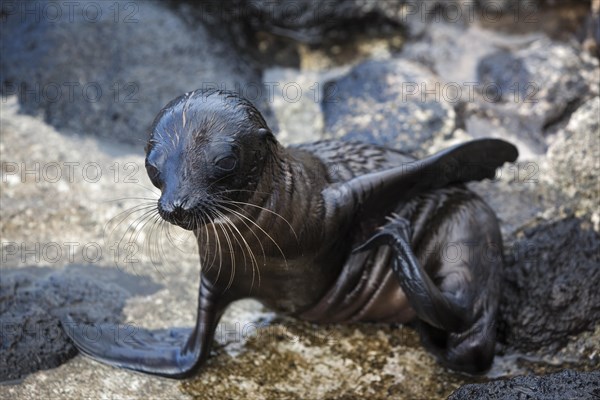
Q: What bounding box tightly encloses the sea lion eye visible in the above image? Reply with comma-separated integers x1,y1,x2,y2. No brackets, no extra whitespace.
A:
215,155,237,171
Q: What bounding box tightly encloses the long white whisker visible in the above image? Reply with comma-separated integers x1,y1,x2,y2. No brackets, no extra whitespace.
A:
206,209,224,283
227,200,300,245
103,202,156,244
213,209,235,290
213,204,265,290
217,200,289,270
214,205,260,291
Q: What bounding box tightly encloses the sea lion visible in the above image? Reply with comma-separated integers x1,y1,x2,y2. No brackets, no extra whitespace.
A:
62,89,518,378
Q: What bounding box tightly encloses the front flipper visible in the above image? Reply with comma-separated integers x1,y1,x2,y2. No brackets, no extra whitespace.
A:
61,318,197,377
61,279,222,378
353,216,468,332
323,138,518,218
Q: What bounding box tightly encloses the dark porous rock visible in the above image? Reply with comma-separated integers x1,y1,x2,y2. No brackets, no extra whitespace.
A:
203,0,476,44
322,58,455,156
498,217,600,352
0,0,269,145
448,370,600,400
546,96,600,218
0,265,162,382
465,38,599,157
476,1,593,44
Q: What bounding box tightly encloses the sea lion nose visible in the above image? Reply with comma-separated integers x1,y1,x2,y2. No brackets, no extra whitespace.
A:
158,198,188,224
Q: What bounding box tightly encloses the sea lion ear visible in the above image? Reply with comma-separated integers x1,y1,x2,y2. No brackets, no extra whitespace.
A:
258,128,275,142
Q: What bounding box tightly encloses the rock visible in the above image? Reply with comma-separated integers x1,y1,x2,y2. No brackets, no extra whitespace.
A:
181,317,469,399
476,1,592,44
401,24,550,159
402,25,599,159
468,172,549,240
0,265,162,382
201,0,482,45
448,370,600,400
322,58,455,156
464,37,599,157
402,23,539,83
498,217,600,352
198,0,409,44
477,38,596,124
583,0,600,57
0,0,270,145
1,356,191,400
263,66,353,144
545,96,600,218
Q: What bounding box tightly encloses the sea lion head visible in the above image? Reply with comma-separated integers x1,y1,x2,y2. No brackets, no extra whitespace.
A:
145,89,276,230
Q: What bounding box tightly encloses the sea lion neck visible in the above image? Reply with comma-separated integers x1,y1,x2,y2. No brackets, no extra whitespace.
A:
195,139,339,302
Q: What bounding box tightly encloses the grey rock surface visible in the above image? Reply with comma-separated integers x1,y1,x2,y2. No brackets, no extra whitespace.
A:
448,369,600,400
465,38,599,157
545,96,600,218
477,38,596,125
2,356,192,400
401,23,538,83
262,67,347,144
0,0,270,145
322,58,455,156
401,22,600,159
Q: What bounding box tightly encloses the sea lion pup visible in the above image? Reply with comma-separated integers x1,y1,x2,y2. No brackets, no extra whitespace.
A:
63,89,518,378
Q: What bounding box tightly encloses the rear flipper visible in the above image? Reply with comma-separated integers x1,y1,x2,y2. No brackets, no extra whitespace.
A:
417,299,497,374
354,214,497,373
60,279,221,378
